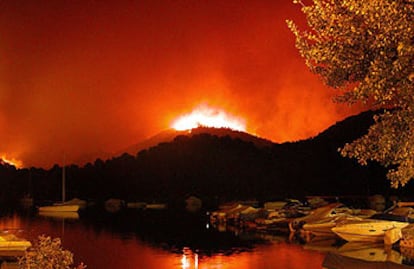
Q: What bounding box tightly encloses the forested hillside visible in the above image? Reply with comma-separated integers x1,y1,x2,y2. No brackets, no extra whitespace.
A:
2,110,412,208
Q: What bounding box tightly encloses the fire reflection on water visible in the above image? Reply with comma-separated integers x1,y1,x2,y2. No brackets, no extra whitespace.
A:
178,243,324,269
181,247,198,269
0,212,327,269
0,214,25,234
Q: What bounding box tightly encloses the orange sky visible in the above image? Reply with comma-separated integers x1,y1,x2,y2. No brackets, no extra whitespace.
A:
0,0,363,168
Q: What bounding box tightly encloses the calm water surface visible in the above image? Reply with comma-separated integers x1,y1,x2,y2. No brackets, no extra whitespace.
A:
0,209,326,269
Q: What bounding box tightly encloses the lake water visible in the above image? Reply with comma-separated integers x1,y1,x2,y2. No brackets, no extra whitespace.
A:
0,208,332,269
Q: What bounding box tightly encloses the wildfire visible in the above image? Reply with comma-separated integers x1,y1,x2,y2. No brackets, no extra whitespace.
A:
171,105,246,132
0,154,23,168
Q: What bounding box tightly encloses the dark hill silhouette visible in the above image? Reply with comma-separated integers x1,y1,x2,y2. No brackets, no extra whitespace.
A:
77,111,374,166
267,110,389,198
4,109,414,208
312,109,376,145
118,126,274,157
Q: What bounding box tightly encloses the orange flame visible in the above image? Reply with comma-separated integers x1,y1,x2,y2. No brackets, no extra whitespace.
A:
171,105,246,132
0,154,23,168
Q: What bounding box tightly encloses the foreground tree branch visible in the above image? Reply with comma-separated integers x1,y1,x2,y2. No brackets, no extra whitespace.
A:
287,0,414,187
19,235,86,269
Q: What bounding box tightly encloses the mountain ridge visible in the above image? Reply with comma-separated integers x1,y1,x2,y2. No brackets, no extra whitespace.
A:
115,110,377,158
116,126,275,158
71,109,377,167
3,109,412,207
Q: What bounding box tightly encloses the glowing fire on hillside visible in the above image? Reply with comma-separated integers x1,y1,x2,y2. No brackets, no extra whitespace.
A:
0,154,23,168
171,105,246,132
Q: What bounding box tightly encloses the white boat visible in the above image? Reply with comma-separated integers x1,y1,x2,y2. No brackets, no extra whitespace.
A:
0,232,31,252
290,203,343,231
38,163,79,213
302,213,373,238
302,217,342,237
331,220,409,242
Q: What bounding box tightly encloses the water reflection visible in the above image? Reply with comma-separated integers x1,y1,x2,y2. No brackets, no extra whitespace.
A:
0,210,327,269
0,214,24,231
176,243,325,269
38,211,79,220
181,247,195,269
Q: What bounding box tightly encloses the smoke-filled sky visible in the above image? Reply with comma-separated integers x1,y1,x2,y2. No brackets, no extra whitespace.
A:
1,0,363,168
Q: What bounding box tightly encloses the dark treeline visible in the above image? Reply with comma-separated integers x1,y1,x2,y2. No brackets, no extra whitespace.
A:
2,110,414,209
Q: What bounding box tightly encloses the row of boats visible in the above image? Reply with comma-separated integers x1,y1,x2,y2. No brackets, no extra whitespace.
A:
0,197,169,266
209,199,414,245
209,199,414,268
25,196,168,214
0,200,83,262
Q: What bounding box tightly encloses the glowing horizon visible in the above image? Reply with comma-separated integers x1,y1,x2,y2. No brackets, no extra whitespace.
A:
0,1,363,168
171,105,246,132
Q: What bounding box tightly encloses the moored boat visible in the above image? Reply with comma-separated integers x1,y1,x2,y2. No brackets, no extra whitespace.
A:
38,162,80,213
332,220,409,242
0,232,31,252
293,202,374,240
290,203,344,231
302,217,346,237
302,212,375,238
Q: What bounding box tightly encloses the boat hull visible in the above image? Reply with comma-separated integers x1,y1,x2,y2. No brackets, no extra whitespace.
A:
332,220,409,242
303,221,337,237
0,240,31,251
0,234,31,252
